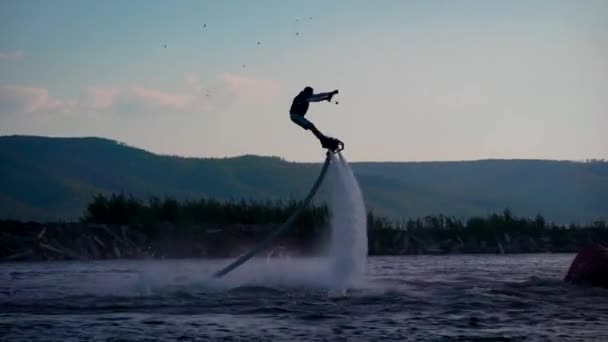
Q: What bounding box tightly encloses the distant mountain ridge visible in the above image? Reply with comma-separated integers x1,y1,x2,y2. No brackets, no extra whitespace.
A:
1,135,606,223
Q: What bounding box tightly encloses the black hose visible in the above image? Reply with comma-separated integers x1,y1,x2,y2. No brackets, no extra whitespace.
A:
213,153,332,278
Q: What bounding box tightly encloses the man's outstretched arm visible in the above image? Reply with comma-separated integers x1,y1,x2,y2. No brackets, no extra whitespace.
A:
308,90,338,102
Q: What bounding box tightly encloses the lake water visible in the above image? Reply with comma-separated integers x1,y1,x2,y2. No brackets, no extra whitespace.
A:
1,254,607,341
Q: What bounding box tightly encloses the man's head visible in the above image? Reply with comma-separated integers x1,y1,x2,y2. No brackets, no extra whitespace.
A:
302,86,313,97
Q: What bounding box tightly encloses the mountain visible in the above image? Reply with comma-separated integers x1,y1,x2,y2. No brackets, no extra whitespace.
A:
1,135,606,223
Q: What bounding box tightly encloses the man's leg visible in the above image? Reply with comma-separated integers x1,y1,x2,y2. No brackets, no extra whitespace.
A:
291,114,326,141
290,115,341,150
308,123,326,141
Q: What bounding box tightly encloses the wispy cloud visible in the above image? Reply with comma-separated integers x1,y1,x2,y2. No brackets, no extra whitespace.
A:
80,87,120,110
81,86,196,113
127,87,194,111
219,73,280,104
0,85,76,116
0,50,24,61
0,73,281,117
79,86,205,115
83,73,281,114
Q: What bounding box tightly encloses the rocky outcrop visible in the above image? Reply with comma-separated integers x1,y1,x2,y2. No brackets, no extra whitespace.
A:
2,220,608,261
0,221,306,261
564,245,608,288
0,221,151,261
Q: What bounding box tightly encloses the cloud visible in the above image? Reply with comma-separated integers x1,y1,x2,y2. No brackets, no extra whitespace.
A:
0,50,24,61
126,87,194,111
81,87,120,109
79,86,201,114
0,85,76,116
218,73,280,104
1,73,281,117
82,86,194,111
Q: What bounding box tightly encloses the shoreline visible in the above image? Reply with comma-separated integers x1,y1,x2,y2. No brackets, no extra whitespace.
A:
1,220,600,262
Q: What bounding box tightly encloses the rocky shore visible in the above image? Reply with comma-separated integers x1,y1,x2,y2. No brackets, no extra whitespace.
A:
0,220,322,261
2,220,607,262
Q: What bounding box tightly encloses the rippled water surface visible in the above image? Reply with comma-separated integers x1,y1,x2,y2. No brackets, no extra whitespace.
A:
1,255,607,341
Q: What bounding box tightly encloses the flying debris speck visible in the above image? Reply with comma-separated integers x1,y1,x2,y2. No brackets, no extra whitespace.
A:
296,32,299,36
309,17,312,20
203,24,206,28
257,41,261,45
335,101,339,105
242,64,246,68
164,44,166,48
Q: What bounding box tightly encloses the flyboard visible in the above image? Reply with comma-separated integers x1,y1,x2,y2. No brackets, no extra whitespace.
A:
213,137,344,278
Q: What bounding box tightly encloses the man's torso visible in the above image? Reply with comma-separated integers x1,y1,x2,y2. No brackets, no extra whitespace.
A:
289,92,309,116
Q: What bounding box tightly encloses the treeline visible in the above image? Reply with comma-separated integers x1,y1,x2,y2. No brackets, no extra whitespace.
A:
81,193,608,255
367,209,608,254
83,193,329,238
368,208,608,233
4,193,607,261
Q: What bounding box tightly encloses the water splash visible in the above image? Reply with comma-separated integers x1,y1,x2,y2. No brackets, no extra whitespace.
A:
328,152,368,289
128,152,369,293
214,152,369,292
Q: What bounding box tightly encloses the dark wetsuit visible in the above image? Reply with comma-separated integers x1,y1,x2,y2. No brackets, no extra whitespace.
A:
289,91,334,130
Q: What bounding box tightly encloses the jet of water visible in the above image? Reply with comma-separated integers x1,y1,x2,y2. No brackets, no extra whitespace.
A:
328,152,368,289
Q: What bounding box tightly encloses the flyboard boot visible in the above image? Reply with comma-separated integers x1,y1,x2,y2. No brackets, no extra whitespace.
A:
320,135,344,153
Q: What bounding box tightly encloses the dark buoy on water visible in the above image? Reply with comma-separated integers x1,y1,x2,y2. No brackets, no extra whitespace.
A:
565,244,608,288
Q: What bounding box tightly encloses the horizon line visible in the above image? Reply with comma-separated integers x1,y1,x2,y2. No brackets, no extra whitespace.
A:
1,133,606,164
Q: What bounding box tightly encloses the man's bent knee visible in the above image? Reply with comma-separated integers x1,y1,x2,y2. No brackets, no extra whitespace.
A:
290,115,313,130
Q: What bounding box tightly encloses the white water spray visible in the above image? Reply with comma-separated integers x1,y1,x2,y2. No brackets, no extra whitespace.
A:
139,151,370,292
328,152,368,288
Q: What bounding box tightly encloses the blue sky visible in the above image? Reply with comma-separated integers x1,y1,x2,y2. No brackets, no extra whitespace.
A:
1,0,606,161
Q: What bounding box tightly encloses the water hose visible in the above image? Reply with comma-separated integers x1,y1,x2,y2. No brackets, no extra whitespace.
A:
214,152,332,277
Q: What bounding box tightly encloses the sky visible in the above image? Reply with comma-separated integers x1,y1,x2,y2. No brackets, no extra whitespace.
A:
0,0,606,162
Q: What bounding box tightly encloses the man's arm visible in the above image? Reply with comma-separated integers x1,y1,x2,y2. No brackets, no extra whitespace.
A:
307,90,338,102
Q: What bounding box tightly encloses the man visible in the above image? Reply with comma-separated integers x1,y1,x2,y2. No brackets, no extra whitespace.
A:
289,86,341,150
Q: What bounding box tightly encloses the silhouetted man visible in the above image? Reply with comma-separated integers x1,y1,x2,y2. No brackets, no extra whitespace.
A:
289,86,339,149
